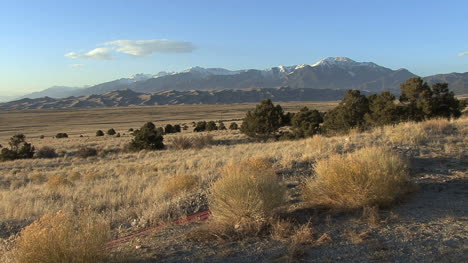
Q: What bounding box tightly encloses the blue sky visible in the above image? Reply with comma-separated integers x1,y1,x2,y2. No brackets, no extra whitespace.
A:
1,0,467,95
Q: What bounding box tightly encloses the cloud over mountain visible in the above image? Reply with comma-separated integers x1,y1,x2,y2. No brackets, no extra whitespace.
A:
65,47,112,60
458,52,468,57
103,39,195,57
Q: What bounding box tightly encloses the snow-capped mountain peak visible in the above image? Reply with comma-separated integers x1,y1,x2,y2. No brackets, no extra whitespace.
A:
311,57,357,67
182,66,243,76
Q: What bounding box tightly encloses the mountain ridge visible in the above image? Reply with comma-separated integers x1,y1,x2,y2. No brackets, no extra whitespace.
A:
14,57,468,101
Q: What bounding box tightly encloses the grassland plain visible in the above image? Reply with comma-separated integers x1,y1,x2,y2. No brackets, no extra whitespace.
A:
0,103,466,262
0,101,337,143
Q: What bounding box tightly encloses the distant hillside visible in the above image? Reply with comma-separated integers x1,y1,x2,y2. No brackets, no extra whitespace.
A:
423,72,468,95
19,86,83,99
0,87,352,110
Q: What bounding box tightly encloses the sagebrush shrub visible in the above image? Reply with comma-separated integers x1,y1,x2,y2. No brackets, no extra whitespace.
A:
35,146,58,159
171,136,193,150
12,211,110,263
210,158,286,229
76,147,98,158
302,146,412,209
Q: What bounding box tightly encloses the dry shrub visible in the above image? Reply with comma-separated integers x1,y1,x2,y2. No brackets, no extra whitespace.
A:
385,122,427,145
11,211,110,263
287,224,314,261
161,174,198,196
209,158,286,231
170,136,193,150
420,118,453,135
170,134,215,150
271,219,296,241
76,147,98,158
191,134,215,149
35,146,58,159
302,146,411,209
46,175,71,189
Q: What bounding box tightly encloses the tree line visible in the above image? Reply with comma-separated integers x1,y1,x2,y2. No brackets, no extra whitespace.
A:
239,77,463,139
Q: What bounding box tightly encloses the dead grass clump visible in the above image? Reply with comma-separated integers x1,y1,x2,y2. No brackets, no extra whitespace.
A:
287,224,314,261
209,158,286,231
346,230,371,244
302,146,411,209
46,175,71,189
161,174,198,196
11,211,110,263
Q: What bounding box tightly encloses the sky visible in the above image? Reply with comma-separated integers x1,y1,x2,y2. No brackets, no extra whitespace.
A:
1,0,467,96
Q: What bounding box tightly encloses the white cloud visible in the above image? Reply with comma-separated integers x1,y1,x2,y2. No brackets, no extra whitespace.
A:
69,64,84,68
103,39,195,57
65,47,112,60
458,52,468,57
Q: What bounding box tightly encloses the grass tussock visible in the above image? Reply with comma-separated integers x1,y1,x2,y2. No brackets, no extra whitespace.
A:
11,211,110,263
46,174,71,189
209,158,286,231
170,134,215,150
302,146,412,209
161,174,198,196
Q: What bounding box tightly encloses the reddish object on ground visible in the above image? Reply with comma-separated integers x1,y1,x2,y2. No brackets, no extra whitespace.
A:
104,209,211,249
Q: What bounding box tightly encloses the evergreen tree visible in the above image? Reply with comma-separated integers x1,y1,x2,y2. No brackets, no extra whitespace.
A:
240,99,286,138
430,83,461,119
229,122,239,130
218,122,227,130
206,121,218,131
364,91,400,127
107,128,116,136
164,124,175,134
96,130,104,137
399,77,433,121
194,121,207,132
291,107,323,138
128,122,164,151
322,90,370,134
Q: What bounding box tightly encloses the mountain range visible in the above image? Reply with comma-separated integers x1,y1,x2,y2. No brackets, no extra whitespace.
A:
2,57,466,109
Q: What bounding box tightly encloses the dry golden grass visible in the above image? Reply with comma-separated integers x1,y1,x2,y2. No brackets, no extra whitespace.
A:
10,211,110,263
46,174,71,189
161,174,198,197
302,146,412,209
0,113,465,255
286,224,314,261
209,158,287,230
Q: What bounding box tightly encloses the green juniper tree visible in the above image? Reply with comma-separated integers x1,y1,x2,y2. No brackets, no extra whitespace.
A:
240,99,287,139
